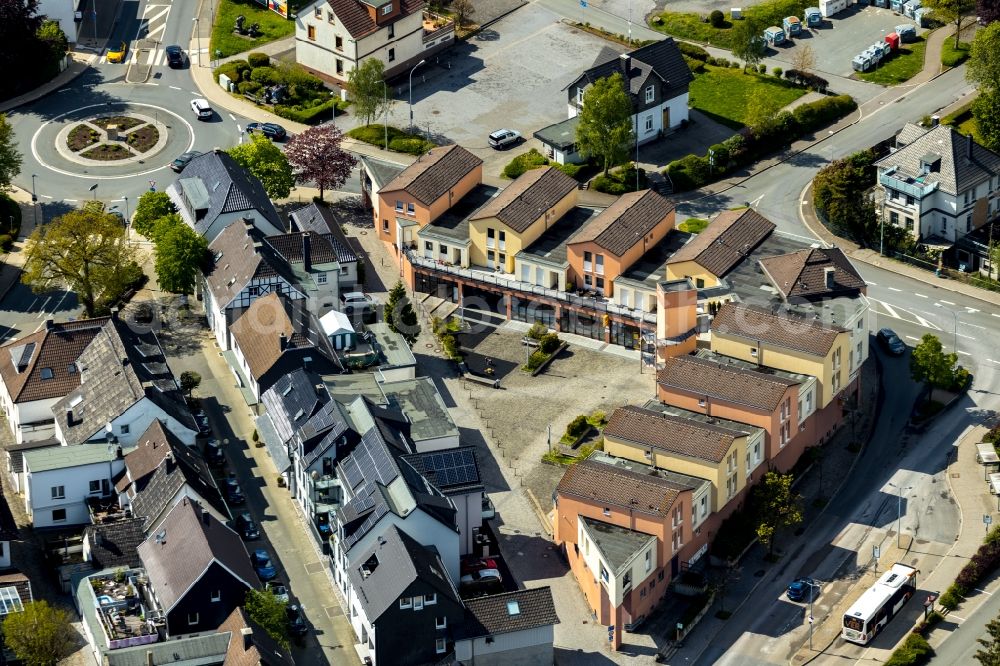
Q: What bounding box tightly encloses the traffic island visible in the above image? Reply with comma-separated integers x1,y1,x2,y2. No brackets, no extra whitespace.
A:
54,112,170,166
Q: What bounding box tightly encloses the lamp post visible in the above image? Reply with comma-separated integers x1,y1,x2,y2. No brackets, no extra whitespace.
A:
408,59,426,133
887,481,913,548
382,81,389,150
933,302,959,353
89,183,98,200
31,173,38,230
193,17,200,67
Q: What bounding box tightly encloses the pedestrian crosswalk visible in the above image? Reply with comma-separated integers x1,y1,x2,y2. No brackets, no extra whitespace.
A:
98,2,178,68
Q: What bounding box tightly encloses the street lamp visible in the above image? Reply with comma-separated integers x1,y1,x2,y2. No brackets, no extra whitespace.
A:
887,481,913,548
193,17,200,68
30,174,37,203
382,81,389,150
408,59,426,133
933,302,959,353
89,183,98,200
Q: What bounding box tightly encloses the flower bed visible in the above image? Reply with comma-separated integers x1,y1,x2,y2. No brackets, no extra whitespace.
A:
80,143,131,161
91,115,143,131
126,125,158,153
67,124,99,152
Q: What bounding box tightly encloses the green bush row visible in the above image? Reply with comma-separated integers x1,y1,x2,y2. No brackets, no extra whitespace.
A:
592,162,648,195
501,149,587,180
884,634,933,666
346,125,435,155
666,95,857,192
274,99,336,125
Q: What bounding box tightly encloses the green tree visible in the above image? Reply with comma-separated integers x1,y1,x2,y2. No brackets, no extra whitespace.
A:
744,89,783,133
973,91,1000,151
179,370,201,396
924,0,976,48
976,614,1000,666
153,218,208,294
245,589,290,649
397,299,421,345
576,73,634,176
22,208,139,316
227,134,295,200
149,213,185,245
453,0,475,26
2,600,76,665
968,22,1000,92
384,280,406,330
910,333,966,390
753,471,802,556
347,59,392,127
36,19,67,68
131,191,176,238
730,17,766,72
0,115,22,192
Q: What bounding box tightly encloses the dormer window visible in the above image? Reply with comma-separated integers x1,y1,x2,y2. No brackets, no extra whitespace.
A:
381,2,392,14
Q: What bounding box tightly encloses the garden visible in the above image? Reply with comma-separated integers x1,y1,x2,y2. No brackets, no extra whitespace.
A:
541,408,607,466
501,148,587,180
521,321,566,375
66,116,160,160
346,124,435,155
67,125,99,152
214,54,348,124
856,36,927,85
211,0,296,58
689,63,806,129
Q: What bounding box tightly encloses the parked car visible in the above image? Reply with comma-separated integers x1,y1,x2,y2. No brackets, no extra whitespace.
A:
286,604,308,635
340,292,377,315
224,475,245,505
170,151,200,173
203,439,225,468
246,122,287,140
787,578,820,602
488,129,521,150
107,41,128,63
252,549,277,581
266,581,289,603
190,98,213,120
193,409,211,436
165,45,184,68
235,511,260,540
877,328,907,356
460,568,502,586
461,558,498,576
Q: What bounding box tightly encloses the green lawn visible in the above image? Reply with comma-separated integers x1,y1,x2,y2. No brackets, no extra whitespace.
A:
941,39,971,68
649,0,811,49
211,0,295,59
689,66,806,128
679,218,709,233
856,37,926,85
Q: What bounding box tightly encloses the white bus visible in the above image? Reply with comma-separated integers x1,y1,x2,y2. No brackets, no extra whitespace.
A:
842,563,917,645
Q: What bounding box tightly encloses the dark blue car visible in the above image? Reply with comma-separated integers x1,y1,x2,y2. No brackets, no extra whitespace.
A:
787,578,820,602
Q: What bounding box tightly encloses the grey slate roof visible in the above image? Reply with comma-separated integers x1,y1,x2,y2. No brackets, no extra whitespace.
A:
104,633,231,666
297,398,353,468
260,368,329,446
137,499,259,612
402,446,483,495
580,516,657,573
567,37,694,105
457,587,560,639
52,316,196,445
83,518,144,569
204,219,301,310
130,440,230,531
357,155,408,190
168,150,282,241
877,123,1000,196
346,525,461,623
268,230,356,267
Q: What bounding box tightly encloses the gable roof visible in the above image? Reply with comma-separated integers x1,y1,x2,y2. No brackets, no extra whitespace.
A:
568,189,674,256
656,353,799,412
52,317,197,445
401,446,483,495
204,219,300,309
568,37,693,102
137,499,259,612
667,208,775,277
457,587,560,639
325,0,424,39
260,367,329,446
580,516,657,573
556,457,684,517
711,302,847,356
470,167,578,233
0,318,108,404
169,150,282,240
759,247,866,300
267,230,356,266
380,145,483,206
604,404,741,463
219,607,294,666
877,122,1000,196
83,517,144,570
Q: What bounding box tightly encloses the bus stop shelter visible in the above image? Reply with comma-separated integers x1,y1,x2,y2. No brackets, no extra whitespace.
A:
979,443,1000,479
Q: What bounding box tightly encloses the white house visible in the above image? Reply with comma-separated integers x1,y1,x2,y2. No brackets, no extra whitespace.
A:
294,0,454,83
23,444,126,528
454,588,560,666
401,446,482,554
876,123,1000,245
0,318,108,445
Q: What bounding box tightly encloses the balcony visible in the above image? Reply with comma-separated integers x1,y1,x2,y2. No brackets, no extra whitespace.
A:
84,570,163,650
879,168,938,200
422,11,454,43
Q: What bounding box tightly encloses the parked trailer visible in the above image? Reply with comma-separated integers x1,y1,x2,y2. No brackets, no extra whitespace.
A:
895,23,917,40
913,7,928,25
804,7,822,24
852,53,874,71
820,0,848,17
890,0,904,12
884,32,900,50
783,15,802,34
903,0,922,17
764,26,787,44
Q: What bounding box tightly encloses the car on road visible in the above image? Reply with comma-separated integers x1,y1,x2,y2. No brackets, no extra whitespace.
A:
224,475,245,505
266,581,289,603
877,328,907,356
170,151,200,173
246,122,287,140
340,292,376,315
235,511,260,540
252,549,277,581
786,578,820,602
286,604,308,635
107,42,128,63
165,45,184,68
190,98,213,120
203,438,225,468
193,410,211,436
488,129,521,150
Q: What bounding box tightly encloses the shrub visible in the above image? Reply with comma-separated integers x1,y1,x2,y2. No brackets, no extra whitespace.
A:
539,332,561,355
214,59,250,85
249,66,281,85
985,426,1000,444
0,234,11,251
708,142,730,168
503,149,550,179
884,634,933,666
0,195,21,240
525,350,547,371
246,52,270,68
709,9,725,26
715,57,730,67
677,41,709,61
666,153,711,191
527,321,548,340
683,56,707,73
554,162,583,178
274,99,336,124
238,80,263,95
938,584,963,610
592,174,625,195
758,63,767,74
388,136,433,155
773,66,782,77
566,415,590,438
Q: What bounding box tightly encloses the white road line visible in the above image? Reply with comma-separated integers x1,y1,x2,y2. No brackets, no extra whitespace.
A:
41,195,52,199
914,293,928,298
958,333,975,340
975,588,994,595
914,314,938,328
867,281,877,286
905,335,920,341
951,614,967,622
888,287,902,292
940,300,955,305
228,113,237,121
967,308,981,314
958,350,972,356
989,359,1000,365
993,313,1000,318
170,85,182,90
144,6,170,21
64,199,77,202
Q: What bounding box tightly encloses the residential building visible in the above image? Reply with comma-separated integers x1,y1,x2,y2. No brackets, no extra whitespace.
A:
0,317,107,444
758,246,867,302
286,202,361,289
563,39,693,145
345,525,465,665
37,0,82,43
453,588,560,666
553,454,703,648
565,189,675,296
295,0,453,84
376,145,483,250
0,495,20,571
664,208,776,288
166,150,283,242
218,607,295,665
137,499,260,636
257,367,331,481
227,292,341,402
355,155,407,220
268,229,358,313
82,517,145,570
51,314,198,447
876,123,1000,244
532,116,581,166
402,446,483,554
23,444,125,528
381,376,457,449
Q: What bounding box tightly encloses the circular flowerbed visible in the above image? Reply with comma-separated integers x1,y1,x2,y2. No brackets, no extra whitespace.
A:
67,124,99,152
126,125,159,153
91,115,143,131
81,143,131,161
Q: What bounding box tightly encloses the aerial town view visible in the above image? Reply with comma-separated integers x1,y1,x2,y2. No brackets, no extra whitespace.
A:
0,0,998,662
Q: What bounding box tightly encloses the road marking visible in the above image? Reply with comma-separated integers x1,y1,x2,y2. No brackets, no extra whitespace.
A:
888,287,902,292
988,359,1000,365
951,614,966,622
975,588,994,595
993,313,1000,318
914,293,928,298
36,296,52,318
880,302,901,319
905,335,919,341
958,333,975,340
170,85,181,90
228,113,237,121
967,308,980,314
41,195,52,199
64,199,77,202
958,350,972,356
867,281,877,286
940,300,955,305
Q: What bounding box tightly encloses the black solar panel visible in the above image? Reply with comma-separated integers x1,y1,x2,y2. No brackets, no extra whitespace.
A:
410,448,480,489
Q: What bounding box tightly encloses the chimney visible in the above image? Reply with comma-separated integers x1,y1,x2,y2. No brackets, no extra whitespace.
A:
241,626,254,651
146,650,155,666
202,510,210,526
65,409,74,426
824,266,835,290
110,307,119,321
315,383,325,399
45,319,54,331
302,232,312,273
968,133,974,159
244,219,254,232
619,53,631,78
279,332,288,351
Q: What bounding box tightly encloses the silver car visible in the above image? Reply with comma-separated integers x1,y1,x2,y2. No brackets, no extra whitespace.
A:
488,129,521,150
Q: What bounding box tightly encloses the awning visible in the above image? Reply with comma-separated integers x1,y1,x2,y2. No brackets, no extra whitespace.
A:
255,414,290,473
989,472,1000,495
978,443,999,465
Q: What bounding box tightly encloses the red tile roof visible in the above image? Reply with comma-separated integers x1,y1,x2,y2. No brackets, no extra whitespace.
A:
470,167,578,233
657,354,799,412
758,247,866,300
380,145,482,206
568,189,675,257
666,208,774,277
604,405,741,463
556,458,682,517
711,302,846,357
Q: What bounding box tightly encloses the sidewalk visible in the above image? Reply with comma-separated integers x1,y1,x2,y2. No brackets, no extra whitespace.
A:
0,52,98,114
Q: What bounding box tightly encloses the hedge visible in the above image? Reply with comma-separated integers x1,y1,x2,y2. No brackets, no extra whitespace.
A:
214,59,251,85
592,162,648,194
884,634,933,666
666,95,857,192
347,125,435,154
939,523,1000,610
503,149,550,179
0,194,21,250
677,41,709,61
246,52,270,68
274,99,336,125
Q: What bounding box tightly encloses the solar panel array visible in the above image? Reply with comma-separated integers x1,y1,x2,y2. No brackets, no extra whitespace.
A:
411,449,480,489
0,587,23,615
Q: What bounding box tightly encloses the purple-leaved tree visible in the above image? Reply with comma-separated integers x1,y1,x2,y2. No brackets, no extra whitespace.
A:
285,124,358,201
